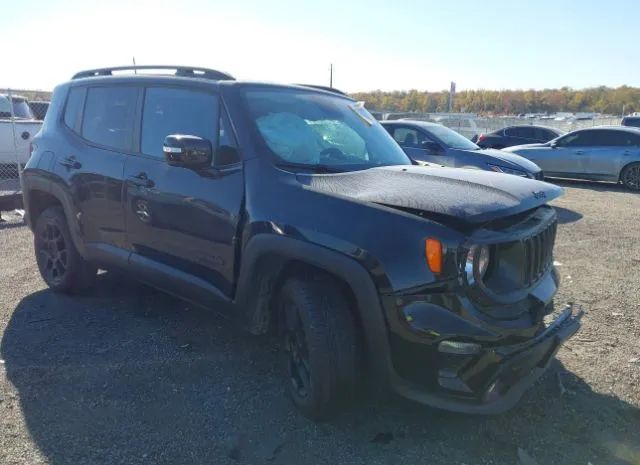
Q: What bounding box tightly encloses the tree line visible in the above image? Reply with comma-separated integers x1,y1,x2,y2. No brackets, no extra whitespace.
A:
350,86,640,115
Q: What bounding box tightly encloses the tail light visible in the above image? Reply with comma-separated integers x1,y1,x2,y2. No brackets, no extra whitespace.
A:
477,134,486,143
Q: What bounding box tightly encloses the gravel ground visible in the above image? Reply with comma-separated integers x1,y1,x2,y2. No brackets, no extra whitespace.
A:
1,180,639,465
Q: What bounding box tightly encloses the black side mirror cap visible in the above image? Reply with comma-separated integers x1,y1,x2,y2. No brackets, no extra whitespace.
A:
164,135,213,169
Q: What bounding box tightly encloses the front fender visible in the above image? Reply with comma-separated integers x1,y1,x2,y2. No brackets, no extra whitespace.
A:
234,233,394,381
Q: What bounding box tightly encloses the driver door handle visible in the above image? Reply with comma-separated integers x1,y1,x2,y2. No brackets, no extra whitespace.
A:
574,150,585,155
128,172,154,188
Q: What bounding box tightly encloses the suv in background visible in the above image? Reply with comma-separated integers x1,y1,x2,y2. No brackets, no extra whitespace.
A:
473,125,564,149
621,116,640,128
22,65,581,419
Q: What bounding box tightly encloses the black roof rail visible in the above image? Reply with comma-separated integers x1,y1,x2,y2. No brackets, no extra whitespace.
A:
72,65,234,81
296,84,348,96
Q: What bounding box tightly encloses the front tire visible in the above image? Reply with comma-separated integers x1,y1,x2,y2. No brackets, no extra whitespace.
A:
34,206,97,293
278,277,360,420
621,162,640,191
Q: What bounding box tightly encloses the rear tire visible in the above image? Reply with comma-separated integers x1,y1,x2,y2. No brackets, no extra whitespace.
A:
278,276,360,420
621,162,640,191
34,206,97,293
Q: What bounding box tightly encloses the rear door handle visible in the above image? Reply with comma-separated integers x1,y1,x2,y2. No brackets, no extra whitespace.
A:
128,172,154,188
575,150,585,155
623,150,632,156
59,155,81,169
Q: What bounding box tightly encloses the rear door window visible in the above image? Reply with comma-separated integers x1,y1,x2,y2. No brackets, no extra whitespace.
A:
597,130,640,147
81,87,139,152
141,87,218,158
505,127,535,138
533,127,555,140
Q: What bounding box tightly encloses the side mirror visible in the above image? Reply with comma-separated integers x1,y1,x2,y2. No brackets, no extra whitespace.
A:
422,140,443,153
549,140,558,149
163,135,212,169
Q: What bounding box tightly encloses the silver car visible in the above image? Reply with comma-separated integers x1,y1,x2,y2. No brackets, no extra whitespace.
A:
504,126,640,190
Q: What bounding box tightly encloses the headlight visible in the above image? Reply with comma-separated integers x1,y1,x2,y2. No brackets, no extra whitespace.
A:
488,164,528,177
465,245,490,284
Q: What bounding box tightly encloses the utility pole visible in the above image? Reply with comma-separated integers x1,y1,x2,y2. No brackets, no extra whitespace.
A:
133,57,137,74
329,63,333,88
448,81,456,113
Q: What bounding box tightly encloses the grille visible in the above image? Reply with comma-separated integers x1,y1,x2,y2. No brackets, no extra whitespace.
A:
522,221,557,285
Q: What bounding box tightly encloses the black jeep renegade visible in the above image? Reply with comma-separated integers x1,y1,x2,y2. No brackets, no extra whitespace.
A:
22,66,581,419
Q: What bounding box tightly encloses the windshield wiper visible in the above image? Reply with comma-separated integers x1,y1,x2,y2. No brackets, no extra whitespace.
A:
275,161,345,173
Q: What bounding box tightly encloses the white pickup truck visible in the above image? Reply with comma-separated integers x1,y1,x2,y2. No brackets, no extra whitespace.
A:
0,94,43,170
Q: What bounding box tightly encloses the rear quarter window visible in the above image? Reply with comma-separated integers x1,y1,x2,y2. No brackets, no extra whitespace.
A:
63,87,86,132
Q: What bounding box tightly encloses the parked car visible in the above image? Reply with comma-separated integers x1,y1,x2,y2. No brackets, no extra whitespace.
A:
621,116,640,128
28,101,51,121
0,94,42,173
22,65,581,419
381,120,544,179
473,125,564,149
503,126,640,190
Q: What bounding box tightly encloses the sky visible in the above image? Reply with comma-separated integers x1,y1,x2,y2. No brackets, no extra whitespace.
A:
2,0,639,93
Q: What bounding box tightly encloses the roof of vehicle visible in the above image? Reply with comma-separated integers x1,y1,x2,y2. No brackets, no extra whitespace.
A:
69,65,351,98
568,125,640,133
499,124,564,132
72,65,235,80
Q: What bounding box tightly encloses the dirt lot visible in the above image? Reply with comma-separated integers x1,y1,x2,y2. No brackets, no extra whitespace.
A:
1,180,639,465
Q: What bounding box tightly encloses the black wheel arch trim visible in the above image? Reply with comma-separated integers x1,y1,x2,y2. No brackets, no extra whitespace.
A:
23,175,89,260
234,233,395,382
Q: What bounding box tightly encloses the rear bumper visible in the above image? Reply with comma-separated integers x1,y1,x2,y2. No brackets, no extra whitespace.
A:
388,304,583,414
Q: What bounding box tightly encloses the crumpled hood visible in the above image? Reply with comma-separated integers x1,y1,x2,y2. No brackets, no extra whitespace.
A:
297,165,563,224
455,148,542,173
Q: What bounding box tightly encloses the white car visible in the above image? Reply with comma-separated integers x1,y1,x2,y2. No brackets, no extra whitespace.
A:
0,94,43,167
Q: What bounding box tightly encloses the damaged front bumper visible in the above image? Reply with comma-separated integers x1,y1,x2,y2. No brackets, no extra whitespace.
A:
388,304,583,414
